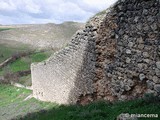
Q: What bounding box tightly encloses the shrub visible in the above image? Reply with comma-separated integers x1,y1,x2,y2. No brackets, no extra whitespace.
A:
2,71,19,84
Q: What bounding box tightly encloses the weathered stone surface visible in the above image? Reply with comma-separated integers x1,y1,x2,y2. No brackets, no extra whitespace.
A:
142,52,149,58
126,49,132,54
137,44,144,49
151,23,158,31
128,42,134,48
126,58,131,64
137,37,143,44
155,68,160,77
146,80,154,89
143,9,148,16
154,84,160,93
145,89,157,96
127,79,135,87
143,59,150,63
156,61,160,69
152,76,160,83
139,74,146,81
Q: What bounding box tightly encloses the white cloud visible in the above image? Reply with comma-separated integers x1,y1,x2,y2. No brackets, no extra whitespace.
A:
0,0,16,11
22,0,42,14
81,0,116,10
0,0,118,25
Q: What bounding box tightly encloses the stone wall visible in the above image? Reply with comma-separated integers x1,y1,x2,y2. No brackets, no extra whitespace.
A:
31,24,99,104
94,0,160,101
31,0,160,104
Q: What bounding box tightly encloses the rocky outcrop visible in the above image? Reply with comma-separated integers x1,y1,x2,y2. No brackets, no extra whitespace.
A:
31,0,160,104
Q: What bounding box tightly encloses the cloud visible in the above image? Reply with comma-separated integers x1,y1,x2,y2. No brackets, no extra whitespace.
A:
0,0,118,25
0,0,16,11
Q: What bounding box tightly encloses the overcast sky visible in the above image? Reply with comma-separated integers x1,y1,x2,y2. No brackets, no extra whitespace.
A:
0,0,117,25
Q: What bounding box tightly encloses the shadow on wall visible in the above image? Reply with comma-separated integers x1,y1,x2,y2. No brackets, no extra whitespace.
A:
67,27,97,104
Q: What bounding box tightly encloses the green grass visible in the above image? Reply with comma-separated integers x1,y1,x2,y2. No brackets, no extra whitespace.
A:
0,84,31,107
0,84,57,120
0,43,53,86
8,51,51,72
19,75,32,86
0,44,52,73
30,52,50,63
0,84,160,120
10,59,30,72
0,44,31,63
0,28,12,32
0,44,53,86
0,43,31,76
19,99,160,120
0,50,52,85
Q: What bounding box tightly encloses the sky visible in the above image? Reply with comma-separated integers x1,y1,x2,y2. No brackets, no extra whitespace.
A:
0,0,118,25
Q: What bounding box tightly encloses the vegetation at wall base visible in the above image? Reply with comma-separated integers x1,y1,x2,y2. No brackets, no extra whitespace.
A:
0,84,159,120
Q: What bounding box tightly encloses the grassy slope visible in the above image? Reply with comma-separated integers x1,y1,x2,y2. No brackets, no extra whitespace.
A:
0,84,57,120
0,44,51,72
9,51,51,72
11,52,51,86
0,44,53,86
20,99,160,120
0,49,51,74
0,43,32,76
0,84,160,120
0,28,12,32
0,44,30,63
0,40,52,68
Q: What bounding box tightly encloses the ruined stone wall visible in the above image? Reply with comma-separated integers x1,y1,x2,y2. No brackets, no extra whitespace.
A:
31,0,160,104
31,24,100,104
94,0,160,101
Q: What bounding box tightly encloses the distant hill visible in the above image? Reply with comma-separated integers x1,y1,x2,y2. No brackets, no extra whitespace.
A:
0,22,84,49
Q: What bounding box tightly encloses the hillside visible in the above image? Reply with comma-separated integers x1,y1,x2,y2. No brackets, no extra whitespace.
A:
0,22,84,49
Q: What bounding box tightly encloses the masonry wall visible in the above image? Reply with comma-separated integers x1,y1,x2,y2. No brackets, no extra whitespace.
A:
94,0,160,101
32,0,160,104
31,24,99,104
